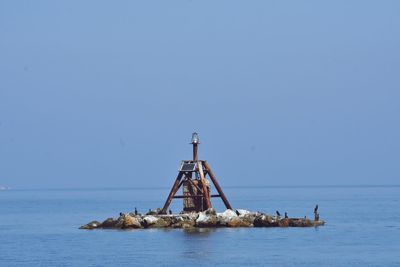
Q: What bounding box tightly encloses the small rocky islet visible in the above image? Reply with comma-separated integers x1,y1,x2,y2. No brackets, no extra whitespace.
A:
80,134,325,231
80,208,325,230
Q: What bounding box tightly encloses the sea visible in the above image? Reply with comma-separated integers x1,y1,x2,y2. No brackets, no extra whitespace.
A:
0,186,399,266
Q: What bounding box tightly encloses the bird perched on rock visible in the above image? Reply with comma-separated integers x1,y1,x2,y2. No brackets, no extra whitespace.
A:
169,209,172,215
285,212,288,219
119,212,124,217
314,204,320,221
276,210,281,217
314,205,318,214
134,207,138,215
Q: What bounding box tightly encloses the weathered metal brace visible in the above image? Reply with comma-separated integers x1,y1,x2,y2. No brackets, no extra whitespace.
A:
160,133,232,214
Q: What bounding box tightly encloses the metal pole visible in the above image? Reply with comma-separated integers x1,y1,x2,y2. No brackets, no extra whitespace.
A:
193,143,198,161
198,161,211,210
203,161,233,210
161,172,184,214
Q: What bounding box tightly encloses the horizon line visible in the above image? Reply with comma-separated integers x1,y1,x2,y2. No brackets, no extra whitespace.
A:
2,184,400,191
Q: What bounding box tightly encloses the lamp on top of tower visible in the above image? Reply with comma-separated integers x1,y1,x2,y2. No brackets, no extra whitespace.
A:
191,132,200,144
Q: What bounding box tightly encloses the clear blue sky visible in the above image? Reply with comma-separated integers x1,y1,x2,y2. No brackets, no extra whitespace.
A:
1,1,399,188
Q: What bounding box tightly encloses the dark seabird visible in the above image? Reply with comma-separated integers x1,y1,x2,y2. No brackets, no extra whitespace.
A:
119,212,124,216
276,210,281,217
134,207,138,215
314,204,319,214
285,212,288,219
169,209,172,215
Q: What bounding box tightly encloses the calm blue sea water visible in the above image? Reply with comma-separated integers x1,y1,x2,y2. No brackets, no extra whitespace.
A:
0,186,399,266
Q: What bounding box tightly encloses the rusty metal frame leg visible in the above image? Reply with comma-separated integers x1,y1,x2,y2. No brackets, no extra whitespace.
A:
203,161,232,210
161,172,184,214
198,161,211,210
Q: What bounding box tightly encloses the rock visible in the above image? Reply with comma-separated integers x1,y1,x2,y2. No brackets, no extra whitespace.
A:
114,215,125,228
253,214,278,227
154,208,163,214
122,214,142,229
185,213,199,221
79,220,101,230
155,216,173,228
79,208,325,230
143,215,158,226
148,216,161,224
314,220,325,226
171,215,184,224
219,209,237,218
288,218,313,227
100,218,117,228
217,209,238,226
278,218,289,227
181,222,195,229
196,211,218,227
227,217,252,227
239,214,257,226
236,210,258,226
171,216,184,226
236,209,251,216
146,208,163,215
205,208,217,216
142,215,172,228
146,211,157,215
171,215,196,228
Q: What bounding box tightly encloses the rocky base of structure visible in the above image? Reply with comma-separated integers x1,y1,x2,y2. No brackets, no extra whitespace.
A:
80,209,325,230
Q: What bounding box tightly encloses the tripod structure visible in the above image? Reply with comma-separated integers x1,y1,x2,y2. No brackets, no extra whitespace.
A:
160,133,232,214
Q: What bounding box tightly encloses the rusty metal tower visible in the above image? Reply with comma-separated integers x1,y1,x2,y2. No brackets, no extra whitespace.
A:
160,133,232,214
